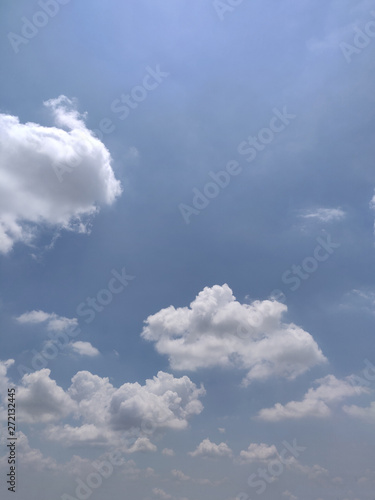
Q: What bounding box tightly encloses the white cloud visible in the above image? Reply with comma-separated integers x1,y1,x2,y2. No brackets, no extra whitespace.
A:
2,365,204,452
189,438,232,459
238,443,278,464
17,369,76,423
0,96,122,254
258,374,368,421
142,284,326,385
15,369,205,449
109,371,205,432
343,401,375,421
70,341,100,357
16,310,78,332
299,208,345,222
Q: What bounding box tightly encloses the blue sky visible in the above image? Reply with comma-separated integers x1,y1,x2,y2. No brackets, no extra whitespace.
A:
1,1,375,499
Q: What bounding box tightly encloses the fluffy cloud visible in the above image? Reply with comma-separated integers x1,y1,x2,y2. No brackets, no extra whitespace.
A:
258,374,369,421
189,438,232,459
0,96,122,254
142,284,326,385
17,369,76,423
238,443,278,464
70,341,100,357
109,371,205,432
12,368,205,450
16,310,78,332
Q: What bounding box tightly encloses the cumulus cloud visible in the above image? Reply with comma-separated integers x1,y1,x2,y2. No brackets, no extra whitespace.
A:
299,207,345,222
258,374,369,421
141,284,326,385
16,310,78,332
0,96,122,254
17,369,76,423
188,438,232,459
12,368,205,450
109,371,205,432
70,341,100,357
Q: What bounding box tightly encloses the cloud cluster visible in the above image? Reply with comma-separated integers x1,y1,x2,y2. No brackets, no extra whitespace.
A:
142,284,326,385
258,374,369,421
10,367,205,449
16,309,101,362
0,96,122,254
